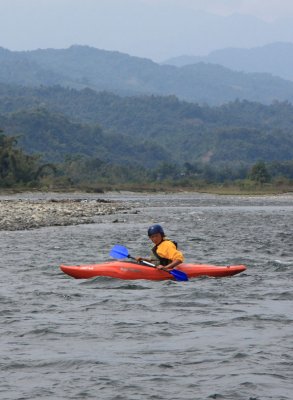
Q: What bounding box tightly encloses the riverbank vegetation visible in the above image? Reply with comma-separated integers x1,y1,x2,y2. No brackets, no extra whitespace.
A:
1,132,292,194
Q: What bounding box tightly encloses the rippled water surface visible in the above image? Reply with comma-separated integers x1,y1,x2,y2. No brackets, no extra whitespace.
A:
1,192,292,400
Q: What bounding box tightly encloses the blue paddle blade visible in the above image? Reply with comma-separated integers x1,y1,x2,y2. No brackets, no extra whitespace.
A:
169,269,189,281
109,244,129,259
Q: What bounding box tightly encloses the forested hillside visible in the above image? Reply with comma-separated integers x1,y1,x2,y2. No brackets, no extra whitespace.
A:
1,45,293,105
1,82,293,189
0,108,171,168
1,83,293,169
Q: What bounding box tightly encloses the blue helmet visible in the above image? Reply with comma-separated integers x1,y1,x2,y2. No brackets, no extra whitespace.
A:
148,224,165,237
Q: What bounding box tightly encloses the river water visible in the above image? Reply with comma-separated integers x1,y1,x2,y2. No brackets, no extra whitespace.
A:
1,192,292,400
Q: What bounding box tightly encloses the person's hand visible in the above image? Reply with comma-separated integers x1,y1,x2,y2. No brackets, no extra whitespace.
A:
135,257,143,262
157,265,168,271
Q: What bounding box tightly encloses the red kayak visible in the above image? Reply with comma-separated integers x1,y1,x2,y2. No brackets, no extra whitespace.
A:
60,261,246,280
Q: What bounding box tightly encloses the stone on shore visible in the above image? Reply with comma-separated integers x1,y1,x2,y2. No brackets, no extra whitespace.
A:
0,199,126,231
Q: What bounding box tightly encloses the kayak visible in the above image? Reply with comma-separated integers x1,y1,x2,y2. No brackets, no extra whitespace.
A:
60,261,246,280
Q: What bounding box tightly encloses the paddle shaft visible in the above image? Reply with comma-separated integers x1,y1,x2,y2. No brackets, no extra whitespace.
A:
128,255,183,276
127,255,155,267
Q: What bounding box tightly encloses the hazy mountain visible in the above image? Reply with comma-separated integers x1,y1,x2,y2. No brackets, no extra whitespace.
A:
1,45,293,105
163,42,293,82
3,1,293,62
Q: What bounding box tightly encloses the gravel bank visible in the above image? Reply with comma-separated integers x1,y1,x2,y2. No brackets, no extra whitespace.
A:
0,199,127,231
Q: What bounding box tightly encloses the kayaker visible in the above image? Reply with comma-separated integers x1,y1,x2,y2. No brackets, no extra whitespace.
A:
136,224,184,271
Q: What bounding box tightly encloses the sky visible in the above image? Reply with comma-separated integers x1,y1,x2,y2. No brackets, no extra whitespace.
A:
1,0,293,61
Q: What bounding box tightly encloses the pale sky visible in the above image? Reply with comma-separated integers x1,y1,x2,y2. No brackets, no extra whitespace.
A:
141,0,293,20
180,0,293,20
1,0,293,61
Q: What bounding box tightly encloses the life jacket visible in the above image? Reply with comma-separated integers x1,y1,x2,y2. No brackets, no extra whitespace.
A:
152,239,178,266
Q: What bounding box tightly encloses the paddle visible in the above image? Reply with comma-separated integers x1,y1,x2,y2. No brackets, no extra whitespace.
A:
109,244,189,282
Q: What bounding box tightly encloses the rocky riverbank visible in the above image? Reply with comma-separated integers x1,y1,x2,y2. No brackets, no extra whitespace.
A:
0,199,127,231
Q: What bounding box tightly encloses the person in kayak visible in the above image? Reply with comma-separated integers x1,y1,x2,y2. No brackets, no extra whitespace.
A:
136,224,184,271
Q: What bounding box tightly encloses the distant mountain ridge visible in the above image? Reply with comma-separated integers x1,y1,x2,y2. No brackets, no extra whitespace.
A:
1,45,293,105
163,42,293,82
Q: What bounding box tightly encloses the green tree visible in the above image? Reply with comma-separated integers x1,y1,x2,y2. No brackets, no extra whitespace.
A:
0,131,42,187
249,161,271,183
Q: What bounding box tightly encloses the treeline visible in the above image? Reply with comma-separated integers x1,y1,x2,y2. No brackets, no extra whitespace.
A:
1,132,292,191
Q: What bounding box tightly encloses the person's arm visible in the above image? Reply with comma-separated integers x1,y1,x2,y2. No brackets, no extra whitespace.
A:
157,259,182,271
